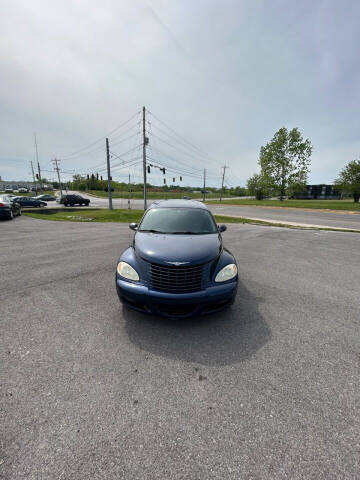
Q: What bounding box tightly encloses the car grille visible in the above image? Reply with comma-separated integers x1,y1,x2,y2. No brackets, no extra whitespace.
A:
149,263,204,293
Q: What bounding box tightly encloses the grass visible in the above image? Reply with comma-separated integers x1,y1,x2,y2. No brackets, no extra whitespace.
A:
207,198,360,211
23,208,145,223
22,208,360,233
86,190,220,199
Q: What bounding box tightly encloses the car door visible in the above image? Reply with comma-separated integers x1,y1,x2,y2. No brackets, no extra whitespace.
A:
10,199,20,215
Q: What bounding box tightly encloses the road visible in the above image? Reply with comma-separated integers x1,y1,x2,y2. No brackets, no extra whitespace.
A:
1,216,359,479
55,192,360,230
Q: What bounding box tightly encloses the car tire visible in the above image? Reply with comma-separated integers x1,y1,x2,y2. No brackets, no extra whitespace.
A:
18,208,22,216
8,210,14,220
70,203,74,207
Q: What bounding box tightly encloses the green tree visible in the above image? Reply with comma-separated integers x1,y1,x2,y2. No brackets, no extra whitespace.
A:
335,159,360,203
247,173,269,200
259,127,312,201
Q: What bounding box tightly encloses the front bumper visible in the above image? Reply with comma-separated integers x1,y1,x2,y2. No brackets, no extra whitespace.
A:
116,277,237,318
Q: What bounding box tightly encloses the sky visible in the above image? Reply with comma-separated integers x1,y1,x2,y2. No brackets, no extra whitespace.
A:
0,0,359,187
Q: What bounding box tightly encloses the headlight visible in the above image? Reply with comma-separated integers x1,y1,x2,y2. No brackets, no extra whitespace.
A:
117,262,139,281
215,263,237,282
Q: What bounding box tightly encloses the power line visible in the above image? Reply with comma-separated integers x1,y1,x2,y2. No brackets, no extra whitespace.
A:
149,131,214,168
109,144,142,161
149,145,204,175
147,110,222,167
148,120,222,168
59,110,141,160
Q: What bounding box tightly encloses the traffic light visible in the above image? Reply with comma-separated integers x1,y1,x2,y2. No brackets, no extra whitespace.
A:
147,165,151,174
180,176,182,181
87,174,89,180
162,168,166,174
100,176,103,180
173,178,175,182
36,174,39,179
164,178,166,184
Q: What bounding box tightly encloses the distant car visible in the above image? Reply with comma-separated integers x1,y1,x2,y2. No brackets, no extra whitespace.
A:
56,194,90,206
4,188,13,193
18,187,29,193
0,196,22,219
13,197,47,208
34,194,56,201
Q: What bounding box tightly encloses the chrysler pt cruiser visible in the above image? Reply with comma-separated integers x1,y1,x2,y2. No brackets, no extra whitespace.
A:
115,199,238,318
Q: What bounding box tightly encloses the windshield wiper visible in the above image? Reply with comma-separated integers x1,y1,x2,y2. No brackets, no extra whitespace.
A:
139,229,166,234
170,231,203,235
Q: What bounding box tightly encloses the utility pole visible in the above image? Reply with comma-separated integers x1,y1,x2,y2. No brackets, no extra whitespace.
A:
106,138,113,210
203,168,206,202
128,173,131,210
142,106,147,210
30,161,36,190
52,158,62,196
219,165,228,202
34,133,42,193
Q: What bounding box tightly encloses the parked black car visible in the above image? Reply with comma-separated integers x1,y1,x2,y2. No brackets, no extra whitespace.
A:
13,197,47,208
57,194,90,206
0,196,22,219
34,194,56,201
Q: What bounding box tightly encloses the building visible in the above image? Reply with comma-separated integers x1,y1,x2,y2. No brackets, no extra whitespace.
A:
293,184,341,200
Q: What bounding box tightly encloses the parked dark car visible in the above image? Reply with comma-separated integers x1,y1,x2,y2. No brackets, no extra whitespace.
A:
56,194,90,206
0,196,22,219
115,199,238,318
13,197,47,208
34,194,56,201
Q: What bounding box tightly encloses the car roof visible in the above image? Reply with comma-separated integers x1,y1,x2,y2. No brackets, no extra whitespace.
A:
148,199,209,210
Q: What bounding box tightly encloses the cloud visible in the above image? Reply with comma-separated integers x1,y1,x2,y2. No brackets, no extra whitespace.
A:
0,0,359,185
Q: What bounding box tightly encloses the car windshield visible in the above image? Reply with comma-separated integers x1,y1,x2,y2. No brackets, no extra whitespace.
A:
139,207,217,234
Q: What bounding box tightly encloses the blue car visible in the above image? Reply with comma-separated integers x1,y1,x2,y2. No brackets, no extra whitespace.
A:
115,199,238,318
13,197,47,208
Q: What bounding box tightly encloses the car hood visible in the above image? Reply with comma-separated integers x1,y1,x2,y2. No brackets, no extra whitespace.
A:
134,232,222,266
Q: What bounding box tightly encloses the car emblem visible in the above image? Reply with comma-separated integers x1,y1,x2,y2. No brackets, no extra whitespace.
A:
165,261,190,266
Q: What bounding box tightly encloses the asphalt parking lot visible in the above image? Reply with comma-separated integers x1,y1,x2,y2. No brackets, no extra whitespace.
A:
1,216,360,479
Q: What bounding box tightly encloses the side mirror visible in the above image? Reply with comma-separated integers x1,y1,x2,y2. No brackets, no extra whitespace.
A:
129,223,138,231
218,225,227,232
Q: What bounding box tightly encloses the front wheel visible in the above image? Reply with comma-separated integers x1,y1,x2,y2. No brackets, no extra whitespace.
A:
8,210,14,220
18,208,22,216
